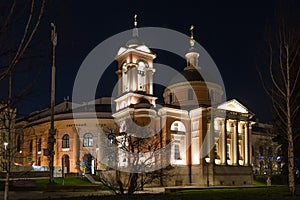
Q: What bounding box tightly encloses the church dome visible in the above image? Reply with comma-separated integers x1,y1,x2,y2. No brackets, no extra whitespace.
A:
126,36,143,47
169,68,204,85
116,17,152,56
163,25,223,107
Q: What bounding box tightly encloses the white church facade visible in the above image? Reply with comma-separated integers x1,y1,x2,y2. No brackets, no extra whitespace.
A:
15,17,254,186
111,19,254,186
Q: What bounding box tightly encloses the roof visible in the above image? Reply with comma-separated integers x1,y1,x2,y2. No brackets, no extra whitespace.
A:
217,99,254,116
17,97,113,124
169,68,205,85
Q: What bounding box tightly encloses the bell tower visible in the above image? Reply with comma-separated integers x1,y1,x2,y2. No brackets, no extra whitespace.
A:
114,15,157,112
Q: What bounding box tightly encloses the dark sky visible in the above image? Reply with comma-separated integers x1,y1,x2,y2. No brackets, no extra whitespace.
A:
15,0,290,122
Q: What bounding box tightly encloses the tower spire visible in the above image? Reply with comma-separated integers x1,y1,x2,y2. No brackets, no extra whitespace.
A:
184,24,200,70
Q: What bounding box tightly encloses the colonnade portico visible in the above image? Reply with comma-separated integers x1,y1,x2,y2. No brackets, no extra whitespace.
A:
206,114,252,167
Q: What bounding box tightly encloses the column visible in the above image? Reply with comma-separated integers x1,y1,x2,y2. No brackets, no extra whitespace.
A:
128,66,132,91
132,65,137,91
232,121,238,166
209,116,215,186
117,69,122,95
236,120,240,165
249,123,253,165
244,122,249,166
149,70,153,95
209,117,215,163
220,119,227,165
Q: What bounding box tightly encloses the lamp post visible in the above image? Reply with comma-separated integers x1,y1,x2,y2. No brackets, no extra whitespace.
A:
48,22,57,184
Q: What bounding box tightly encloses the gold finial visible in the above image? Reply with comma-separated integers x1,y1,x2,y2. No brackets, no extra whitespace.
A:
134,14,137,27
190,25,194,39
189,25,195,47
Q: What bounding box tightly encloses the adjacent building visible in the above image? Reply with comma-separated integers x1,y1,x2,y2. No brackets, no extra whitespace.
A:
15,97,115,173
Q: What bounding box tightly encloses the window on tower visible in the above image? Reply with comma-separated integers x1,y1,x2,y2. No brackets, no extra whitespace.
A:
137,61,147,91
122,62,128,92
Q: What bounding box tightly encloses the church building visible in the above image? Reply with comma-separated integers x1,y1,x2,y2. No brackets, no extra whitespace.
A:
15,16,254,186
111,17,254,186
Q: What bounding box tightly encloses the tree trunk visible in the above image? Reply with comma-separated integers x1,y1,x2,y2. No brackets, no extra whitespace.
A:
116,170,124,195
127,173,138,195
286,46,295,197
287,120,295,196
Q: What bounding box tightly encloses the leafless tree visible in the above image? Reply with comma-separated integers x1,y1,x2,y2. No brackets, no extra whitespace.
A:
0,1,46,199
0,0,46,110
98,119,173,195
258,2,300,195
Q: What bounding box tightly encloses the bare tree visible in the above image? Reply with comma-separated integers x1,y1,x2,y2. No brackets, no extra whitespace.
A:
98,119,173,195
0,1,46,199
258,3,300,195
0,0,46,109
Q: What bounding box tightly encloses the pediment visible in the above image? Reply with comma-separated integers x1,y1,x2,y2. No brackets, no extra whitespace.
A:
217,99,249,114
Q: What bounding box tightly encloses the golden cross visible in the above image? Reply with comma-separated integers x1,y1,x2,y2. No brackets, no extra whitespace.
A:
190,25,194,39
134,14,137,27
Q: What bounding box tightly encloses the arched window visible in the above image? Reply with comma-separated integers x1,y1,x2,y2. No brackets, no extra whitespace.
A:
170,121,186,165
137,61,147,91
16,136,21,152
171,121,186,133
29,140,33,153
83,133,93,147
62,134,70,148
37,138,42,152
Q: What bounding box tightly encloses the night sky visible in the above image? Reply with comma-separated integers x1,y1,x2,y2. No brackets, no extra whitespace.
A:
13,0,291,122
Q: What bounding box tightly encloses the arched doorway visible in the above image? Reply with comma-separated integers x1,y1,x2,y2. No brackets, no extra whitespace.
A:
62,154,70,173
82,153,95,174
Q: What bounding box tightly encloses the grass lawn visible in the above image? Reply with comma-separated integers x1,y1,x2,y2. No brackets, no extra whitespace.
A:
35,176,104,191
0,177,101,191
45,186,299,200
35,177,93,187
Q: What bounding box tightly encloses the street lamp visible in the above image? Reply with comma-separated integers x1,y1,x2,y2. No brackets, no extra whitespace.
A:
4,142,8,150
